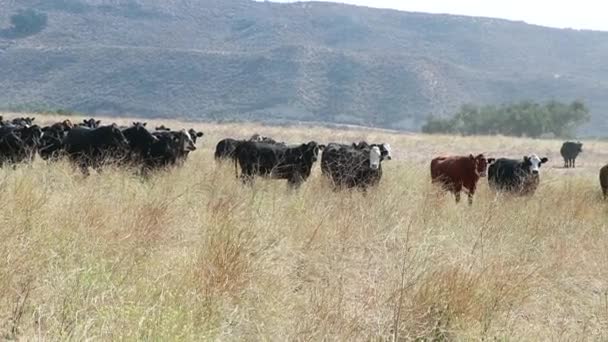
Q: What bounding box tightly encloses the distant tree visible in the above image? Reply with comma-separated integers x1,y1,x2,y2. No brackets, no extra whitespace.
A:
422,100,590,138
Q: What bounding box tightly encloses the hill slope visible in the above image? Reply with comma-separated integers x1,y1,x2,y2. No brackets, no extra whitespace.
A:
1,0,608,134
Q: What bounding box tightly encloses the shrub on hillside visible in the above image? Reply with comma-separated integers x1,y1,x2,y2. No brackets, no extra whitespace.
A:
1,9,48,38
421,100,590,138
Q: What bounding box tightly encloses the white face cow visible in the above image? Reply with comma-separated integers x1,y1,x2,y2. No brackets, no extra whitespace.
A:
381,143,392,160
369,146,382,170
179,129,197,152
524,154,549,175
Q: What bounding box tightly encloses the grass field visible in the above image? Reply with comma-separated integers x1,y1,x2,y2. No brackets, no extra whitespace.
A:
1,114,608,340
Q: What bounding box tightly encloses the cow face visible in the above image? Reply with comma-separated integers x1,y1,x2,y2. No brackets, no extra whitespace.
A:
82,118,101,128
576,142,583,153
524,154,549,175
124,123,159,148
380,143,392,160
188,129,204,144
369,146,382,170
301,141,320,163
471,154,493,177
110,124,130,149
178,129,197,152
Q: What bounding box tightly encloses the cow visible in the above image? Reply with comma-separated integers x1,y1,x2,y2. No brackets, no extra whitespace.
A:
39,120,73,160
8,117,35,127
321,142,392,190
215,135,282,161
0,124,43,165
430,154,494,204
121,122,159,165
560,141,583,168
234,141,321,188
63,124,130,174
250,134,278,144
600,164,608,199
488,155,549,195
79,118,101,129
146,129,198,169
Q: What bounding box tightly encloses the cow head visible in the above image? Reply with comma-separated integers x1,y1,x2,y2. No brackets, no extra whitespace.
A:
250,134,277,144
175,129,197,152
369,146,382,170
188,129,204,144
82,118,101,128
19,124,43,148
523,154,549,175
470,154,494,177
108,124,130,149
301,141,321,163
156,125,171,131
576,141,583,153
123,122,159,150
379,143,392,160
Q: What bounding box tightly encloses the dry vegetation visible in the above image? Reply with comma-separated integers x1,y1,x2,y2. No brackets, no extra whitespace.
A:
1,114,608,340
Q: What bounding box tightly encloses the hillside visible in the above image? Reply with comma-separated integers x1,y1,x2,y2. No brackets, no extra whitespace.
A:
1,0,608,134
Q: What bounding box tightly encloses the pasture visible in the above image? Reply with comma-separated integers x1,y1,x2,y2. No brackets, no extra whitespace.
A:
1,114,608,340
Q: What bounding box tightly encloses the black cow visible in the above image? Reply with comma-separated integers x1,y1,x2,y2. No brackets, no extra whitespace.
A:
560,141,583,168
321,142,392,190
79,118,101,129
121,122,159,165
63,124,129,173
488,155,549,195
215,138,242,161
0,124,43,166
8,117,35,127
39,120,73,160
234,141,321,187
215,135,281,161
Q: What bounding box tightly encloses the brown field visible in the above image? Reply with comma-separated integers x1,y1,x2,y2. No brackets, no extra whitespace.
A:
1,113,608,340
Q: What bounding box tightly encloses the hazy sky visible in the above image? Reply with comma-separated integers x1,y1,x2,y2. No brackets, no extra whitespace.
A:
270,0,608,31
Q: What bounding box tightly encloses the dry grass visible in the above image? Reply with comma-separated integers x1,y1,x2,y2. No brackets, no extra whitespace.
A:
1,114,608,340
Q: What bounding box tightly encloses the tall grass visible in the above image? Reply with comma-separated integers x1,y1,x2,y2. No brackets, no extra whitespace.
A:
1,117,608,339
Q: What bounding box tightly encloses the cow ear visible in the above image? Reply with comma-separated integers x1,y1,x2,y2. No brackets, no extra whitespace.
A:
487,158,495,164
469,154,475,159
197,132,204,137
541,157,548,163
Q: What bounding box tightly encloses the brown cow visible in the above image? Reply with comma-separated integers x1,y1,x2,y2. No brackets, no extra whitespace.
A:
430,154,494,205
600,164,608,199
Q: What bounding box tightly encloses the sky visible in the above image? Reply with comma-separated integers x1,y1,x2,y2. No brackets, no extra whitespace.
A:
269,0,608,31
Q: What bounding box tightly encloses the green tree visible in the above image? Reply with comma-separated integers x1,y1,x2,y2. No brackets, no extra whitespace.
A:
421,100,591,138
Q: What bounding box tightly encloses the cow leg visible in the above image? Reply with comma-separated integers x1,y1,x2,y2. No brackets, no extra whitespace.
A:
603,186,608,200
288,174,303,189
453,184,463,203
572,158,576,168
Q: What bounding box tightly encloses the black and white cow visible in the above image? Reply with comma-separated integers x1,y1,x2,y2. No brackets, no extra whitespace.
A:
234,141,321,187
488,155,549,195
321,142,392,190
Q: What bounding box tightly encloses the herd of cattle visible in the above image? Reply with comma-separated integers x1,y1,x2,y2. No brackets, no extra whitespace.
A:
0,116,604,201
0,116,203,174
